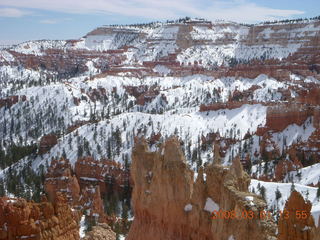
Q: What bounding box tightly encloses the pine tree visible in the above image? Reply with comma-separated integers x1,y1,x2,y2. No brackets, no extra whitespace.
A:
290,182,295,193
77,144,83,158
68,135,72,149
97,144,102,155
0,179,5,197
121,201,129,220
62,148,67,159
107,141,112,159
317,185,320,200
85,216,96,232
275,187,281,209
196,154,202,171
191,149,197,165
260,186,266,200
275,187,282,202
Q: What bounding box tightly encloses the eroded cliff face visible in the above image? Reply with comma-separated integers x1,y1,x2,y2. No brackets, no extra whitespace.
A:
44,158,80,205
127,137,277,240
44,158,107,222
74,156,130,196
277,191,316,240
0,193,80,240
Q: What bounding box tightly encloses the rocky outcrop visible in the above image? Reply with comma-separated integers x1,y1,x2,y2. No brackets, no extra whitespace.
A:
311,216,320,240
277,191,316,240
44,158,107,222
39,134,58,154
314,108,320,129
0,95,26,108
275,159,297,181
127,137,277,240
0,193,80,240
266,104,312,132
124,85,161,105
66,120,92,134
7,49,112,78
259,132,281,161
83,223,116,240
86,87,107,102
74,156,130,195
298,86,320,106
44,158,80,205
79,185,105,222
199,102,246,112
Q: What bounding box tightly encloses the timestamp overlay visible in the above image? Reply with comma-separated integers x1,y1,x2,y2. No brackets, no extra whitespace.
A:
211,209,309,220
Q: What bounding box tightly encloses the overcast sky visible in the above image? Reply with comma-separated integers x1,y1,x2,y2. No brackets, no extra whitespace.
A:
0,0,319,45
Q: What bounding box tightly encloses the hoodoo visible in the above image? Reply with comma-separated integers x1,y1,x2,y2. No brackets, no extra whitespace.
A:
127,137,277,240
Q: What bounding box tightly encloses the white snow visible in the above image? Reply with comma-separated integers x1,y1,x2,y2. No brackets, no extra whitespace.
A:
27,102,266,168
191,24,249,42
312,204,320,227
153,65,171,75
271,118,315,153
204,197,220,212
245,196,255,206
286,163,320,186
305,76,320,84
0,50,15,62
85,34,115,51
184,204,193,212
119,235,126,240
79,215,86,238
177,43,301,68
10,40,66,55
85,60,99,75
290,74,301,81
250,179,320,225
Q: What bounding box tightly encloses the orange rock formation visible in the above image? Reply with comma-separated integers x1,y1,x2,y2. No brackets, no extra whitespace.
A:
39,134,58,154
44,158,80,205
278,191,316,240
127,137,277,240
44,158,108,222
0,193,80,240
82,223,116,240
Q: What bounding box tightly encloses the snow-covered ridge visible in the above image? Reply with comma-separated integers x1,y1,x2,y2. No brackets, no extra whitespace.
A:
27,103,266,171
250,180,320,227
0,50,15,62
286,163,320,186
9,40,67,56
3,19,318,66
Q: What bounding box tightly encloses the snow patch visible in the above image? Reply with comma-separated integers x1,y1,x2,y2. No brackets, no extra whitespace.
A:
184,204,193,212
153,65,171,75
79,215,86,238
204,197,219,212
228,235,235,240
